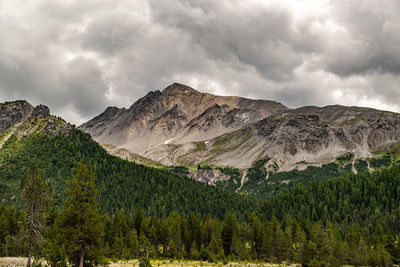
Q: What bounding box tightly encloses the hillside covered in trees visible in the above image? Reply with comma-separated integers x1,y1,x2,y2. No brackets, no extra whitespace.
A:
0,127,259,219
1,157,400,265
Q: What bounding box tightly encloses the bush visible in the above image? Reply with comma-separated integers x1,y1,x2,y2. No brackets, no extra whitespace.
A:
139,256,152,267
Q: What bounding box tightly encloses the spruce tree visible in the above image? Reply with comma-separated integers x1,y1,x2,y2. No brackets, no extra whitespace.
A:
222,212,237,256
20,165,49,267
57,163,104,267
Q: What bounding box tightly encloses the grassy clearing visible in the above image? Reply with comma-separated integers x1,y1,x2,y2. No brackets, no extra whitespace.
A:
101,144,163,168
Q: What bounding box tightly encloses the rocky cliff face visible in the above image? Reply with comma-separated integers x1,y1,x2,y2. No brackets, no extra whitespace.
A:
0,101,71,146
0,101,35,133
79,83,400,184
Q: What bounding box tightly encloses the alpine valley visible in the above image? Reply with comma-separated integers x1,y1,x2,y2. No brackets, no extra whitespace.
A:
1,85,400,265
80,83,400,195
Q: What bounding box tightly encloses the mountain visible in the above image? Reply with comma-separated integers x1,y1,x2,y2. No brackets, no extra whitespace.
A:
194,104,400,170
80,83,400,188
0,100,260,219
78,82,287,163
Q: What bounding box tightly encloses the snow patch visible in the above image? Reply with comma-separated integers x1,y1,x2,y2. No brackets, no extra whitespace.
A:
164,138,172,144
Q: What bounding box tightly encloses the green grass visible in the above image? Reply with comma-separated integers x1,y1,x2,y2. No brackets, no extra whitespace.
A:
193,141,207,152
339,115,360,126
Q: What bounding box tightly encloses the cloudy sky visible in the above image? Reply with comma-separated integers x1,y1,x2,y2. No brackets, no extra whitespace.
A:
1,0,400,125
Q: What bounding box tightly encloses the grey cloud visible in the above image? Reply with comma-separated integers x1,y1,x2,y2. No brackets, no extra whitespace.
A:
59,57,110,116
0,0,399,125
147,0,311,81
321,0,400,77
81,12,147,55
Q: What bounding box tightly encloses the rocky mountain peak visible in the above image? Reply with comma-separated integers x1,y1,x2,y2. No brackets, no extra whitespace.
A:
79,83,289,159
0,101,34,133
31,104,50,118
162,82,199,95
0,100,71,139
128,90,162,110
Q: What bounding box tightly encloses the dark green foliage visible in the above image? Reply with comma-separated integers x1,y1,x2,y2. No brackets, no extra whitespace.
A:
0,200,397,266
139,256,152,267
336,152,354,162
215,167,241,191
164,166,190,177
0,205,25,256
371,155,392,168
20,165,50,267
197,164,212,170
240,162,346,195
222,213,237,256
262,165,400,236
0,129,259,220
55,163,105,266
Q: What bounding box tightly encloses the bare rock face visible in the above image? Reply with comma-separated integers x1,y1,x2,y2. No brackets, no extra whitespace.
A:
0,101,71,140
31,104,50,118
189,168,231,185
0,101,34,134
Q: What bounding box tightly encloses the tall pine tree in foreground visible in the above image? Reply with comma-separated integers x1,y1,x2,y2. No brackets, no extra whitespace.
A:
21,165,49,267
57,163,105,267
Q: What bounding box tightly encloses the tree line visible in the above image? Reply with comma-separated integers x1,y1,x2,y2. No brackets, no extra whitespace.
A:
1,164,399,266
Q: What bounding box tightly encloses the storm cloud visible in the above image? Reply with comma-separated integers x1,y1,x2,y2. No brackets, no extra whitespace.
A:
0,0,399,124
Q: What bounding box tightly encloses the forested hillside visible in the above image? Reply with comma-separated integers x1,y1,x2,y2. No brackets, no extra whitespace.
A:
0,127,259,219
2,163,400,266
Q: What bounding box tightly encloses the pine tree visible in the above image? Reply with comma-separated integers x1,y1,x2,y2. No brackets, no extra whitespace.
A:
222,212,237,256
127,229,139,258
20,165,49,267
167,239,176,258
57,163,105,267
190,241,200,259
139,231,152,258
134,209,144,234
199,244,210,261
293,224,306,263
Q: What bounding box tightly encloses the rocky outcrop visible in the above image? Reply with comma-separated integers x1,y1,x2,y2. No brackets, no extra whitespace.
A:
0,101,34,134
189,168,231,185
0,101,71,139
31,104,50,118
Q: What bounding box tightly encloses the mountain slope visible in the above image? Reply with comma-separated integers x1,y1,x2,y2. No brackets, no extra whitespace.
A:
0,100,260,219
181,105,400,170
